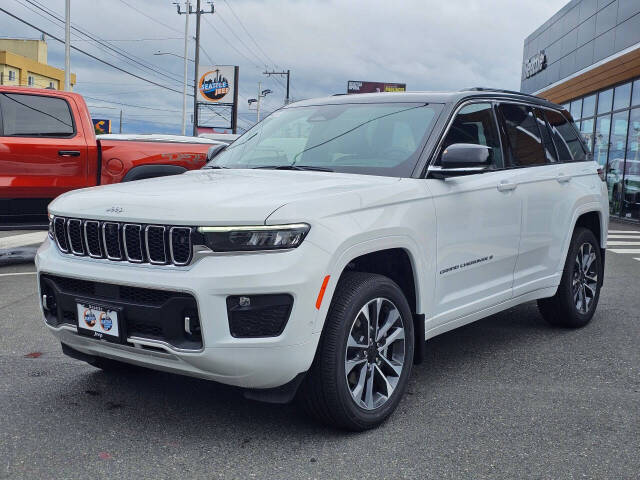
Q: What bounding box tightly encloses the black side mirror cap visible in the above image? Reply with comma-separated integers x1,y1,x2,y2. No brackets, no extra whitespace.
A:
440,143,491,169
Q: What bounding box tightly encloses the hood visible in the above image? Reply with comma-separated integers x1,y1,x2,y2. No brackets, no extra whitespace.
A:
49,169,403,225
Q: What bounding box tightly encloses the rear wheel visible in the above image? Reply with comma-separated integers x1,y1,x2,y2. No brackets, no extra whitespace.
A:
538,227,602,328
300,272,414,430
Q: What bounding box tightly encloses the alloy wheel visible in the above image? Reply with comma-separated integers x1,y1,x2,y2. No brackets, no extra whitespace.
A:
344,297,406,410
572,242,598,314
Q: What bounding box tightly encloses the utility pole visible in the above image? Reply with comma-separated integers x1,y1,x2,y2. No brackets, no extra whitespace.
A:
263,69,291,104
248,83,271,124
64,0,70,91
174,1,190,136
175,1,214,136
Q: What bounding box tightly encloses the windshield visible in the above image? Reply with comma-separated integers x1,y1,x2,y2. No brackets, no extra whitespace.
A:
207,102,442,177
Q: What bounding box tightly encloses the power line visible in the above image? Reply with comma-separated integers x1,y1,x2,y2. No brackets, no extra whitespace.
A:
0,7,187,95
201,16,260,69
115,0,183,34
208,11,266,67
22,0,185,86
83,95,184,112
220,0,279,67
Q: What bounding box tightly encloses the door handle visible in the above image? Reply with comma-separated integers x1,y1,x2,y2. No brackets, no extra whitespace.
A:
497,180,517,192
556,173,572,183
58,150,80,157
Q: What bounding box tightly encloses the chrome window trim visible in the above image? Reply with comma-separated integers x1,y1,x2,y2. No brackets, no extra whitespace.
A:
53,217,69,253
145,225,167,265
102,222,123,260
169,226,193,266
122,224,144,263
83,220,103,258
66,218,85,256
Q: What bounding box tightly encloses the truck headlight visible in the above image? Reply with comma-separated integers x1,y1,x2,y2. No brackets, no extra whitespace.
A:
196,224,310,252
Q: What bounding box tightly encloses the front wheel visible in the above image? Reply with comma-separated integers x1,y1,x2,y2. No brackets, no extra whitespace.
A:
300,272,414,430
538,227,603,328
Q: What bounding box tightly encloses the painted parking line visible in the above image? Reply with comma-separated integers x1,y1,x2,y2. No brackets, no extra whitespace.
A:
0,232,47,249
606,241,640,246
607,234,640,239
608,230,640,234
0,271,37,277
608,249,640,254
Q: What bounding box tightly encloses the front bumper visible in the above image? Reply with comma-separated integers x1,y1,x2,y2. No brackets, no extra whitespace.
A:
36,237,328,389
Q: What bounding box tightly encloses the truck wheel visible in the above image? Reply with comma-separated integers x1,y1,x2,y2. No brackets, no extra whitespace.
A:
537,227,602,328
300,272,414,430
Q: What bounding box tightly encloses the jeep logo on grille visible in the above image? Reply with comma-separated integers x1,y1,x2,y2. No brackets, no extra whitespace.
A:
106,206,124,214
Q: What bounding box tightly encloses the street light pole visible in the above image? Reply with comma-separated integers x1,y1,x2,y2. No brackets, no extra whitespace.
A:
256,81,261,123
64,0,70,91
192,0,201,136
181,1,190,135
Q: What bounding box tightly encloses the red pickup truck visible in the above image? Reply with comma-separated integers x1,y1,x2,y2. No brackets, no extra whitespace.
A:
0,86,219,228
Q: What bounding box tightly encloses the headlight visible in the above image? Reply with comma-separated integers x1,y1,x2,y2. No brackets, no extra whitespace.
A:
48,212,54,239
196,223,310,252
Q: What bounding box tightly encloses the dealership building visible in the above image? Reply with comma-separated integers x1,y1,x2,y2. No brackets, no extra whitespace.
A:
521,0,640,222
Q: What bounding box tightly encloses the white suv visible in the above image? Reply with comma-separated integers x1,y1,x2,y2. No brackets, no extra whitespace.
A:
37,88,608,430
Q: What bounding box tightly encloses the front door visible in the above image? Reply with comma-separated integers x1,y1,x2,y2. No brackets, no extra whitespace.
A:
0,91,88,225
428,102,521,325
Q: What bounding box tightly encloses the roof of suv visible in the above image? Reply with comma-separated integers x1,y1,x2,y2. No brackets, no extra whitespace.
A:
286,88,562,110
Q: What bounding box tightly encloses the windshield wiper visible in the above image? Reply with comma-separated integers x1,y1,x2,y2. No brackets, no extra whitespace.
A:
253,165,334,172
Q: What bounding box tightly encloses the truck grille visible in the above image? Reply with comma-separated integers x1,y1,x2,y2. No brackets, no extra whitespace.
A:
52,216,193,266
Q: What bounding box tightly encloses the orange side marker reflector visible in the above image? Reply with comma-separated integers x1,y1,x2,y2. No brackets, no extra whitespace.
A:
315,275,331,310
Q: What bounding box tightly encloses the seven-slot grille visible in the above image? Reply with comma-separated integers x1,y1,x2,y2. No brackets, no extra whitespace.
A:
52,217,193,266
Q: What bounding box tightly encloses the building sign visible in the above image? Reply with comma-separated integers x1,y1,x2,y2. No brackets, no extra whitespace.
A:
197,65,235,104
92,119,111,134
347,81,406,94
523,51,547,78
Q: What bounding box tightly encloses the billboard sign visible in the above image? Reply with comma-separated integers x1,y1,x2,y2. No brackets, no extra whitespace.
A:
92,118,111,134
197,65,235,104
347,81,406,94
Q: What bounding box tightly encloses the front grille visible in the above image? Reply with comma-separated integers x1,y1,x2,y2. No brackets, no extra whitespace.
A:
50,216,193,266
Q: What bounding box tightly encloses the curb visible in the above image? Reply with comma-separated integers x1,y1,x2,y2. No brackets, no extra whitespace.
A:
0,247,37,266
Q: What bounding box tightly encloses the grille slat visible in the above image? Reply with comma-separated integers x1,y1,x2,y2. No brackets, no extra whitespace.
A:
51,216,192,267
123,224,144,262
84,221,102,258
67,219,84,255
146,226,167,264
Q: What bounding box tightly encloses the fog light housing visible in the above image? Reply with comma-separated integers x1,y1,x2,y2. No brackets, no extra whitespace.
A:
226,294,293,337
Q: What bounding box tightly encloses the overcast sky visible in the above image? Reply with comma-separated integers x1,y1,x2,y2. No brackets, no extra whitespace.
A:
2,0,565,134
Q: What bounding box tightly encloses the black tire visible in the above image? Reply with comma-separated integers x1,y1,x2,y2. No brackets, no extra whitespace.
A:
300,272,414,431
537,227,603,328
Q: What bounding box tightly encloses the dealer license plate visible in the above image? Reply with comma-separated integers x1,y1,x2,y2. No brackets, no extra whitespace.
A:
76,302,120,340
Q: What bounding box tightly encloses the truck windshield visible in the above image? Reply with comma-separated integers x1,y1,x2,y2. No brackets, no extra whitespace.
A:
207,102,442,177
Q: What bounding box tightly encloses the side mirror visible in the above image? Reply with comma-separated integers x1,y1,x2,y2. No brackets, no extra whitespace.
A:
206,144,227,162
430,143,492,178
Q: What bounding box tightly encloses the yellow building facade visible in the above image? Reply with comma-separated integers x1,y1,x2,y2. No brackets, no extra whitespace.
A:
0,38,76,90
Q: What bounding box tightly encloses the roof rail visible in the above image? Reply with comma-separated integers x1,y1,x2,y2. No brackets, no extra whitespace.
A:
461,87,545,101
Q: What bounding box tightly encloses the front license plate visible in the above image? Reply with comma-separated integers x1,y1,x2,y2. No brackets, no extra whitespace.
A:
76,302,120,340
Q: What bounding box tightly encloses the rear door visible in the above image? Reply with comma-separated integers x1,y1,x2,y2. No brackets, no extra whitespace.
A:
428,101,522,325
497,103,577,296
0,91,89,225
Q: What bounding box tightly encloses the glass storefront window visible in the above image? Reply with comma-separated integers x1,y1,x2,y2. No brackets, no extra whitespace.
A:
580,118,594,151
570,99,582,120
625,107,640,220
607,112,629,216
613,83,632,111
594,115,611,167
597,89,613,115
632,80,640,107
582,94,596,118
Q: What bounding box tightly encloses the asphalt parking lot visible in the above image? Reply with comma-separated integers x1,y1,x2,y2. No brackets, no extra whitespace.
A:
1,222,639,479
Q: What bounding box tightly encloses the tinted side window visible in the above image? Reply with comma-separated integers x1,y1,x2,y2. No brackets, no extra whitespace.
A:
533,108,558,163
498,103,546,167
544,109,587,162
440,102,503,168
0,93,74,137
